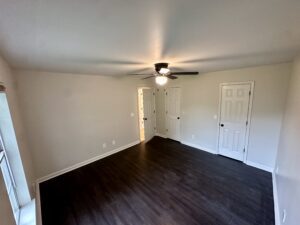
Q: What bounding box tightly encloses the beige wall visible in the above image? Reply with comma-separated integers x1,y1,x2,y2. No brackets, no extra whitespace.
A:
156,63,291,170
14,63,291,180
275,57,300,225
15,70,152,179
0,56,33,205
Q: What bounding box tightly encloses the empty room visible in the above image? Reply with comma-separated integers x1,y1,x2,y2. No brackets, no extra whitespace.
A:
0,1,299,225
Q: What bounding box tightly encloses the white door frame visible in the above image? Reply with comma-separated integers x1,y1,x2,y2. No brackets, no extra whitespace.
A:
164,86,181,142
217,81,254,163
137,87,156,142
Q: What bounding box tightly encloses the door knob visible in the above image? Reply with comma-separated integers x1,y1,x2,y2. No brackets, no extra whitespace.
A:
220,124,224,127
177,117,180,120
143,118,147,121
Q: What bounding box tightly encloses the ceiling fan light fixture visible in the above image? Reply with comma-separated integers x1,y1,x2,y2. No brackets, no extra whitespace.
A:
159,68,170,75
155,76,168,86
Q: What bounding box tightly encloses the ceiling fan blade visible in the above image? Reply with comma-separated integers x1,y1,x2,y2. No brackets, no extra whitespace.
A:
142,75,156,80
167,75,178,80
171,72,199,75
67,57,145,65
128,73,153,76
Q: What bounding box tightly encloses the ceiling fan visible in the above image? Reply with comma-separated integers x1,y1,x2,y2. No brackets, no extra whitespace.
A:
129,62,199,85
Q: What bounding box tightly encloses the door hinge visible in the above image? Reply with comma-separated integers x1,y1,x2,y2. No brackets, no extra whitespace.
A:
166,92,168,95
166,129,168,132
243,148,246,152
166,110,168,114
153,92,155,96
249,91,251,96
246,121,248,126
153,110,156,113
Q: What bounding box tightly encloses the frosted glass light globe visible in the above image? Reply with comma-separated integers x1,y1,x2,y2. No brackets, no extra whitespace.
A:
155,76,168,85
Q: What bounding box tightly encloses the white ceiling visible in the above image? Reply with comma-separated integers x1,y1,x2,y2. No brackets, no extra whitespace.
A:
0,0,300,75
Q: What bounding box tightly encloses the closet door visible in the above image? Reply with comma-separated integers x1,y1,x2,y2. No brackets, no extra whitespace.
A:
166,87,181,141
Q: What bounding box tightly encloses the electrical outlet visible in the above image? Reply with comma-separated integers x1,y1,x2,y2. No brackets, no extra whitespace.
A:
282,209,287,223
102,143,107,149
112,140,116,145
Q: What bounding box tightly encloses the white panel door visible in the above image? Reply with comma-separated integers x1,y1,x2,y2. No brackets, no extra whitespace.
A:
218,84,251,161
142,89,155,142
166,87,181,141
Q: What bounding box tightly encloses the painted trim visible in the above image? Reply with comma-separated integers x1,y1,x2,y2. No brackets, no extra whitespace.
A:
272,172,281,225
217,81,255,163
181,141,217,154
36,140,140,184
35,182,42,225
155,133,167,138
245,160,274,172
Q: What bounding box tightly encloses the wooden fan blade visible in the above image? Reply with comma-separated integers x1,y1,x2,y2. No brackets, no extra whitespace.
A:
167,75,178,80
171,72,199,75
142,76,156,80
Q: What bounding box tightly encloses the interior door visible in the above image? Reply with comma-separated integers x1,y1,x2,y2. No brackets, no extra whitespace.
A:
166,87,181,141
142,89,155,142
218,83,251,161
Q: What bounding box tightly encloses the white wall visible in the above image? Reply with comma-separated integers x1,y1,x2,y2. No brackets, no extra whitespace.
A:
156,63,291,170
275,57,300,225
0,56,34,205
15,70,152,179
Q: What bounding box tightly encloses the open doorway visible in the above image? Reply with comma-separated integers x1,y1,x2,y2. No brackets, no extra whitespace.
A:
137,88,156,142
138,88,145,142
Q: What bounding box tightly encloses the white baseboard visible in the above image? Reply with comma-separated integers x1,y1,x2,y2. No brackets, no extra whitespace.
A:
245,160,274,172
36,140,140,184
181,141,217,154
155,133,167,138
272,172,281,225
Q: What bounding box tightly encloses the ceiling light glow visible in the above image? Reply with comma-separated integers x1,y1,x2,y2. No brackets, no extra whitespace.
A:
159,68,170,75
155,76,168,86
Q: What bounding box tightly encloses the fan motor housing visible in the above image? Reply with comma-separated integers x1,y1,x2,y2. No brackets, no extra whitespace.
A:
155,63,169,73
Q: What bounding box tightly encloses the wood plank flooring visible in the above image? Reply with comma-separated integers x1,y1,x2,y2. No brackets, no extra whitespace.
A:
40,137,274,225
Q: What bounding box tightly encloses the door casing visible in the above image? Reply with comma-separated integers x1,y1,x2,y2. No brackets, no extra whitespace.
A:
217,81,254,163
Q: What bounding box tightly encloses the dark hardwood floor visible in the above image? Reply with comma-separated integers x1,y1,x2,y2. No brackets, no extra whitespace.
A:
40,137,274,225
